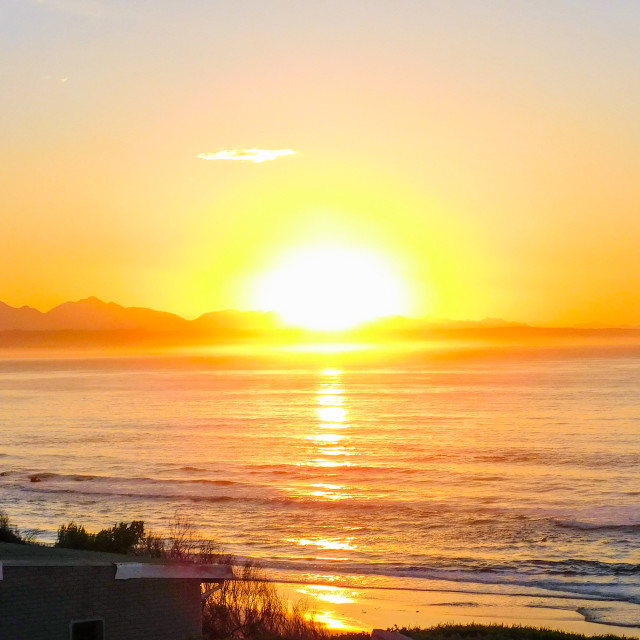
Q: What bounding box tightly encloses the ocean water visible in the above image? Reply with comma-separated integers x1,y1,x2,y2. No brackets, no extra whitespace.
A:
0,345,639,630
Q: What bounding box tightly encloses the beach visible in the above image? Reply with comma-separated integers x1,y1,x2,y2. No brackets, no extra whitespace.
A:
275,579,640,637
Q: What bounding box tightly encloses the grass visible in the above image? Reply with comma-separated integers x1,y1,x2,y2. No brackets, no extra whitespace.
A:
388,624,634,640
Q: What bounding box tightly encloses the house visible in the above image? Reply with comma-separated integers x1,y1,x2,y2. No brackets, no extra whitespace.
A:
0,541,233,640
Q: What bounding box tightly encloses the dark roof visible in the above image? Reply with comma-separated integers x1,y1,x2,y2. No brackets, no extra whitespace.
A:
0,542,234,581
0,542,163,566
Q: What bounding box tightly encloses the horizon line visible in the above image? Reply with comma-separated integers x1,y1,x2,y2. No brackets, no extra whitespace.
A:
1,296,640,332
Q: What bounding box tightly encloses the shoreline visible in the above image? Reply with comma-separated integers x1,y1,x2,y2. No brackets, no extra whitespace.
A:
269,574,640,638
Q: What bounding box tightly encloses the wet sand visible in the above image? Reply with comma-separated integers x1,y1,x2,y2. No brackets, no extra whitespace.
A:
275,581,640,638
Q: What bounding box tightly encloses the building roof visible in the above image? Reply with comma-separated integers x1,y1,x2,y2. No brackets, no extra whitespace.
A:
0,542,159,565
0,542,233,581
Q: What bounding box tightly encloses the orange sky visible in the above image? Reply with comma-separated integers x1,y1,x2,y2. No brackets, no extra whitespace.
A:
2,1,639,326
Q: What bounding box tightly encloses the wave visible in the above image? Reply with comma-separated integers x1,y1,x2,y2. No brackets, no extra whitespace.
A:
28,472,59,481
554,519,640,532
425,602,480,607
256,557,640,605
396,558,640,579
12,480,465,516
577,605,640,629
185,479,240,486
397,450,640,468
248,463,400,476
16,483,381,509
25,472,98,483
550,505,640,530
10,472,640,531
18,485,240,504
464,453,542,464
15,471,241,488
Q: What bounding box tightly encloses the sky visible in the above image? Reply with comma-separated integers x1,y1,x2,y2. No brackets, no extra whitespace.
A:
2,0,640,326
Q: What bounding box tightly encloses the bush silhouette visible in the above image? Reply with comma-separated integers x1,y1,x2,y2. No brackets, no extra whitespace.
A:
56,520,144,554
0,511,27,544
93,520,145,553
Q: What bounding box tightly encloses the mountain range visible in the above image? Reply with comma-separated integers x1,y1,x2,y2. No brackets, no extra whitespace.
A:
0,297,280,333
0,298,638,346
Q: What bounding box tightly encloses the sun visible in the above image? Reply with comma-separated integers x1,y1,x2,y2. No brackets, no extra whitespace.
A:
252,245,408,330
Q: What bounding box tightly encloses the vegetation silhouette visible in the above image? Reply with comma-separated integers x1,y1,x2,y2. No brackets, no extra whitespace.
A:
54,514,327,640
56,520,144,554
0,511,28,544
395,624,633,640
140,514,327,640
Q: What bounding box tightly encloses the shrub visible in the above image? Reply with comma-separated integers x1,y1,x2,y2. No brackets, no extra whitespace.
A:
56,522,92,549
134,513,231,564
56,520,145,554
93,520,145,554
0,511,27,544
202,561,327,640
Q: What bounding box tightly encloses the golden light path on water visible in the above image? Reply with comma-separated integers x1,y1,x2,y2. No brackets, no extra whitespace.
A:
295,586,359,631
291,368,362,629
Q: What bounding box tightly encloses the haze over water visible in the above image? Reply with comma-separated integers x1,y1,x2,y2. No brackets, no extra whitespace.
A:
1,346,639,632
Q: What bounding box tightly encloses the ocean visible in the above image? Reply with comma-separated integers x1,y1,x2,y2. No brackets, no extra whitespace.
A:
1,344,639,632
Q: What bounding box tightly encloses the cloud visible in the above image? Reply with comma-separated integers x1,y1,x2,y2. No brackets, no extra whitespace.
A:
41,75,69,83
198,149,296,163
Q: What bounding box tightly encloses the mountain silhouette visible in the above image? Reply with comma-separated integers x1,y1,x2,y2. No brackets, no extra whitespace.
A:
0,297,188,331
0,297,288,335
0,301,46,331
1,298,636,347
192,310,281,333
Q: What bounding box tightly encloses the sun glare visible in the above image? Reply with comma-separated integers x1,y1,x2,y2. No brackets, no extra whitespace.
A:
253,246,407,330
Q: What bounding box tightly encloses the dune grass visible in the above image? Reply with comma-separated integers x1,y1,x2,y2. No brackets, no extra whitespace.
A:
389,624,633,640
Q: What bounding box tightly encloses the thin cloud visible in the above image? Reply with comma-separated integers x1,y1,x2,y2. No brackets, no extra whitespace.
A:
198,149,296,164
41,75,69,83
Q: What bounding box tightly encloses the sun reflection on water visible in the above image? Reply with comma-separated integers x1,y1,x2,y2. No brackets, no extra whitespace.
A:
307,434,345,443
307,481,348,500
316,406,348,422
319,448,349,456
300,369,353,477
300,459,352,468
308,490,347,500
317,422,348,429
294,584,361,631
296,585,357,605
307,611,348,630
287,537,356,551
293,367,360,515
316,394,344,405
